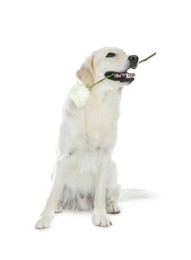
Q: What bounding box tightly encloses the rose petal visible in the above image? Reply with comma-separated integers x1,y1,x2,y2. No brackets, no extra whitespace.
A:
70,82,90,108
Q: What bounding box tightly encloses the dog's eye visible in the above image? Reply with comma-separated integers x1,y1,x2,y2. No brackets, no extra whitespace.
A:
106,52,116,58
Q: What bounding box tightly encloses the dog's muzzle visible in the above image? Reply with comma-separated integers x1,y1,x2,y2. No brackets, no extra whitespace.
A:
105,55,139,83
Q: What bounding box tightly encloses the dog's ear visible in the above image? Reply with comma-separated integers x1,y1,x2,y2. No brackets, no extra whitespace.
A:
76,55,94,86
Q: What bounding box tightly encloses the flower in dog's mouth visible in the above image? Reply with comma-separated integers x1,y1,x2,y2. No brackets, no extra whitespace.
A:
70,71,134,108
70,82,90,108
70,70,136,108
70,52,156,108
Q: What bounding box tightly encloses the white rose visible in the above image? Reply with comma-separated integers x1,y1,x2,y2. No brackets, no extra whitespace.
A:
70,82,90,108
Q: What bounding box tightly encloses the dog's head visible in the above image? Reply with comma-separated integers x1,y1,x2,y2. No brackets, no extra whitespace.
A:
76,47,139,87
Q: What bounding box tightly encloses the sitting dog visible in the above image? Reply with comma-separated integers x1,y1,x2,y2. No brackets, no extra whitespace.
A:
35,47,139,228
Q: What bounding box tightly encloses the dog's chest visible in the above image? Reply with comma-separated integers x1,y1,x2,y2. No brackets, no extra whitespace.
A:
83,90,121,147
58,89,122,155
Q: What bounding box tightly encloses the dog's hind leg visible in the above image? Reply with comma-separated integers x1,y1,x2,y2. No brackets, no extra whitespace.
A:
55,185,76,212
55,200,65,213
106,161,121,214
106,185,121,214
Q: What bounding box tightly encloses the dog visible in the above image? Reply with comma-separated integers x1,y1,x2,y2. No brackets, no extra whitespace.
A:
35,47,139,229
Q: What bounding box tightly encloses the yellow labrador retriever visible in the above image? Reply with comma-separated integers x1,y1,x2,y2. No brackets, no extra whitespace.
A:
35,47,139,229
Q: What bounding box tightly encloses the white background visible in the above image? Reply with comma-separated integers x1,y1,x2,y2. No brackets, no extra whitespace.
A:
0,0,191,259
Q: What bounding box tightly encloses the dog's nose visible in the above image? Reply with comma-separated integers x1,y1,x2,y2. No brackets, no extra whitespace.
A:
128,55,139,63
128,55,139,68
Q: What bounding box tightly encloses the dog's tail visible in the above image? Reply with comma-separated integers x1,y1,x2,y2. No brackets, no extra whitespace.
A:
119,188,158,201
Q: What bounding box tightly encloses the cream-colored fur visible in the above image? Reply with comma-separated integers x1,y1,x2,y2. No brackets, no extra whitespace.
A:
35,47,136,229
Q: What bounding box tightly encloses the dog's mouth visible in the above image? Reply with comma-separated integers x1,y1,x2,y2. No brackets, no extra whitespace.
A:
104,69,135,83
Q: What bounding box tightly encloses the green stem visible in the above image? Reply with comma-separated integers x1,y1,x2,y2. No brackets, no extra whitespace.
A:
86,52,156,89
87,74,115,90
139,52,156,64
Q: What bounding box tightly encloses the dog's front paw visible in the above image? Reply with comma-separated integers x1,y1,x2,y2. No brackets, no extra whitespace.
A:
92,212,112,227
35,216,53,229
